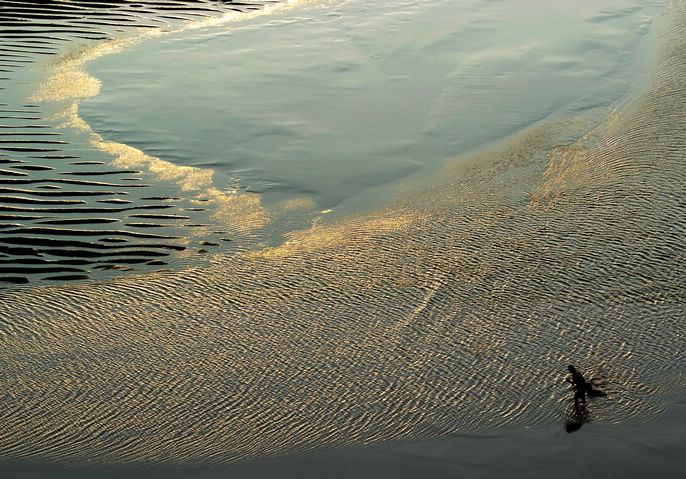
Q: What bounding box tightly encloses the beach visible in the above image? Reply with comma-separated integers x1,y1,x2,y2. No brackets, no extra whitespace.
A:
0,0,684,476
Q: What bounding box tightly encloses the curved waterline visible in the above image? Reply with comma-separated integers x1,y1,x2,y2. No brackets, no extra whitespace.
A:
0,0,325,284
32,0,333,235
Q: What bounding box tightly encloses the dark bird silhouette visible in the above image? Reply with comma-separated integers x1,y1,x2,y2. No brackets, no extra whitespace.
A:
566,364,607,406
567,365,589,406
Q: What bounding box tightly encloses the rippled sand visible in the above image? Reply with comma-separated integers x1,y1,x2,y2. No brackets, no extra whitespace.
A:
0,0,684,472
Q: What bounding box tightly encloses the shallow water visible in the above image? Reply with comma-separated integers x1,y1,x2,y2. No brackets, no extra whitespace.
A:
81,0,663,228
0,0,684,476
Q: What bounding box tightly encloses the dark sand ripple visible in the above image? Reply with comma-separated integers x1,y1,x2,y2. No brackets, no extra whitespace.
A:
0,0,280,284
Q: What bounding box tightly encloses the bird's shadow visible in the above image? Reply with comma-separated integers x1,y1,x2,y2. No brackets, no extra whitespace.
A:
565,402,589,433
563,378,608,433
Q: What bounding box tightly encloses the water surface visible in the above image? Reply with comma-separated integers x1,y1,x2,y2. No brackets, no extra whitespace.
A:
81,0,663,229
0,0,684,477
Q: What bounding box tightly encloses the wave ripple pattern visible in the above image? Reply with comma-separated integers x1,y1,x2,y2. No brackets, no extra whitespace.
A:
0,0,684,468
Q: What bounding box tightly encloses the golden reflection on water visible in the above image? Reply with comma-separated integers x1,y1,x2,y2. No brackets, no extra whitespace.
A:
208,187,271,233
252,212,420,259
1,0,684,468
279,197,316,211
98,138,215,191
